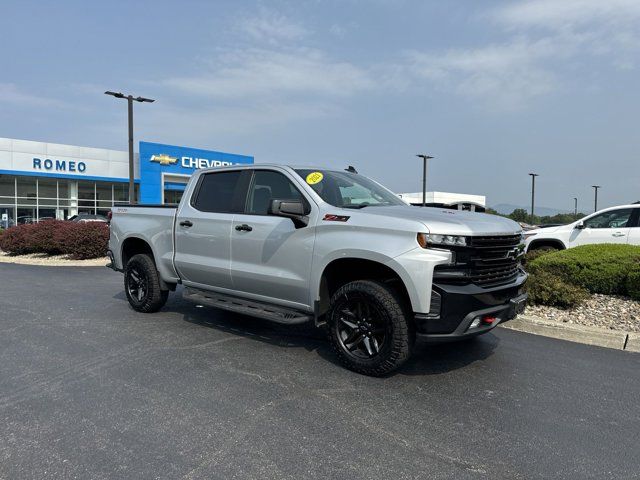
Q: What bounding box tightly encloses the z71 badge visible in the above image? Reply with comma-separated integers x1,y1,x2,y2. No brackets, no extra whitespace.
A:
323,214,350,222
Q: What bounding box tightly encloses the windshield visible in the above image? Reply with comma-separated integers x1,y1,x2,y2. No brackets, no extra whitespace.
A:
294,169,405,209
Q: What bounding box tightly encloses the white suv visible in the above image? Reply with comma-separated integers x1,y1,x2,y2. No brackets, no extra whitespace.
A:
524,204,640,252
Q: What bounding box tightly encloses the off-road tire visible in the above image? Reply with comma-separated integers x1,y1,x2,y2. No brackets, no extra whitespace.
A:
124,253,169,313
327,280,414,376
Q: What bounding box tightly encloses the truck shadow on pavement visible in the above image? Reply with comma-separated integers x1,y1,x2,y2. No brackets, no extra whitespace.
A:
114,290,499,377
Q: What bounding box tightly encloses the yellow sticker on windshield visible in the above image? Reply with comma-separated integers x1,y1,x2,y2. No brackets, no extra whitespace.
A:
306,171,324,185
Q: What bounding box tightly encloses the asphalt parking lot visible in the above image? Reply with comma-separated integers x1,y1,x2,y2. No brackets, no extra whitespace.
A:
1,263,639,479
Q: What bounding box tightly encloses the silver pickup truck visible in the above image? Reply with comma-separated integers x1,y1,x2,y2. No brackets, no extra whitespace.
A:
108,164,527,376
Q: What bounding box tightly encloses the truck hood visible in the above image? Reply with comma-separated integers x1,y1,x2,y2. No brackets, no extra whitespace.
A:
355,205,522,236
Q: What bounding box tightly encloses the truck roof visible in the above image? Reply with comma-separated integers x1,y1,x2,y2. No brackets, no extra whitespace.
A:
196,163,346,174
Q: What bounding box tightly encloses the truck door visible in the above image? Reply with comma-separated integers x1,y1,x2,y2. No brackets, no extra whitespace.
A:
230,169,317,310
174,170,248,290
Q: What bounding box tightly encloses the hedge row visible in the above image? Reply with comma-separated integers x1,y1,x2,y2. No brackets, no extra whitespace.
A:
526,244,640,308
0,221,108,259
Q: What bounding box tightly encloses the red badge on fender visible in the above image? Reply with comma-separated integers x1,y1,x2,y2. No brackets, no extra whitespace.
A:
323,214,350,222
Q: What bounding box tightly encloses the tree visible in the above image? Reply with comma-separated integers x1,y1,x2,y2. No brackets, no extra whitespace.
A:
485,208,586,226
508,208,529,223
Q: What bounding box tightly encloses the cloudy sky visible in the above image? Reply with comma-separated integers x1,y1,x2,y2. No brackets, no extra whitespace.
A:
1,0,639,211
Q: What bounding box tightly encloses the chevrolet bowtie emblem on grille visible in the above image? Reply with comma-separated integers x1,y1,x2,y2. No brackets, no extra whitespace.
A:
150,154,178,165
506,248,520,260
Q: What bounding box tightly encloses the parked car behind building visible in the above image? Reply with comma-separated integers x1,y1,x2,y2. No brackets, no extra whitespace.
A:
68,214,108,223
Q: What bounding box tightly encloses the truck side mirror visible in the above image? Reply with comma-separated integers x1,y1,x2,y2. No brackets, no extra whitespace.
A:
575,221,585,230
269,199,309,227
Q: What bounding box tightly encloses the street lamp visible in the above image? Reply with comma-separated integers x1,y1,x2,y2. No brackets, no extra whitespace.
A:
528,173,539,221
105,91,155,204
592,185,601,212
415,154,434,207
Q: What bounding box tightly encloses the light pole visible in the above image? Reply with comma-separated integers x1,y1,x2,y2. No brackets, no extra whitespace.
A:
528,173,539,222
415,154,434,207
573,197,578,217
105,91,155,204
592,185,601,212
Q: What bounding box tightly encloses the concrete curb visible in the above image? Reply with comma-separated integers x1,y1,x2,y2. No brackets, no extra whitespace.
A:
0,255,108,267
626,333,640,353
500,314,638,352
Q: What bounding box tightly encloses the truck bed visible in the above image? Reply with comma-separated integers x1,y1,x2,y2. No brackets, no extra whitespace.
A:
110,205,178,281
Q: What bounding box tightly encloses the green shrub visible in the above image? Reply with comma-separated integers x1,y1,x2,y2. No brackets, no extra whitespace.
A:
626,270,640,301
527,244,640,296
526,270,589,309
523,247,553,266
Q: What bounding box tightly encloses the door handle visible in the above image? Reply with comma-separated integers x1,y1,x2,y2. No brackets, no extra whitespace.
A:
235,224,253,232
179,220,193,227
612,232,625,237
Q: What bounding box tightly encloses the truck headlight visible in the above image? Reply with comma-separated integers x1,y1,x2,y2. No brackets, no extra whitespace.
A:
417,233,468,248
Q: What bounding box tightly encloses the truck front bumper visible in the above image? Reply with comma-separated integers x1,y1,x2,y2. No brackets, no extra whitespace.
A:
414,272,528,342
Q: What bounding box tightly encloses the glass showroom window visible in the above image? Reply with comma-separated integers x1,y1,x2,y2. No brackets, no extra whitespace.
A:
0,176,132,224
58,181,70,219
78,181,95,215
78,181,132,216
37,178,58,220
164,189,183,205
0,175,16,227
16,176,37,224
114,183,128,205
113,184,137,205
97,182,114,217
12,176,69,222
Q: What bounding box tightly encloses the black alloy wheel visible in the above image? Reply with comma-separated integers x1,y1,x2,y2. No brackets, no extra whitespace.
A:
327,280,414,376
126,266,148,303
124,253,169,313
336,297,388,359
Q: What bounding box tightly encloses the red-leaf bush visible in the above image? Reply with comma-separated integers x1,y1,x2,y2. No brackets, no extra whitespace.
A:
30,220,66,255
57,222,109,259
0,223,38,255
0,220,108,259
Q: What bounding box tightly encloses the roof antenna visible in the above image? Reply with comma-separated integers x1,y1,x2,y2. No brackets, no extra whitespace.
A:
345,165,358,174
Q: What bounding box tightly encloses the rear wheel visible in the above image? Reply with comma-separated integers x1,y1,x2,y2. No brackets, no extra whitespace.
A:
327,280,414,376
124,253,168,313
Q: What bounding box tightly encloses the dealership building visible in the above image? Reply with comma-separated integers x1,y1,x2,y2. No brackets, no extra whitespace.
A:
0,137,253,225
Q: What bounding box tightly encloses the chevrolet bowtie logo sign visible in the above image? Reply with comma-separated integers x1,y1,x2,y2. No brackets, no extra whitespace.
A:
150,154,178,165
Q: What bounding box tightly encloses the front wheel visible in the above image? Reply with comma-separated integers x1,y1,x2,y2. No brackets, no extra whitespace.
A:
124,253,168,313
327,280,414,376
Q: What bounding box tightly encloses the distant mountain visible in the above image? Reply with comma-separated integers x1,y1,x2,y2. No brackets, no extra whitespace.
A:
491,204,571,216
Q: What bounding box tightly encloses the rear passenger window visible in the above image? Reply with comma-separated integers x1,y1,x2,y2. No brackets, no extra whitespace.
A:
192,171,242,213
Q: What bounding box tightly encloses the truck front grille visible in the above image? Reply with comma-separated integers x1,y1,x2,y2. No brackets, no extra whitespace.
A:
433,234,523,287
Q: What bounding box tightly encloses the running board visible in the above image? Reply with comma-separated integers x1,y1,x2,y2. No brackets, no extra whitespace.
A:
183,287,313,325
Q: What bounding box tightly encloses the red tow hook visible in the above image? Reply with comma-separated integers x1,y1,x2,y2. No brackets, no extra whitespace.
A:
481,316,498,325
